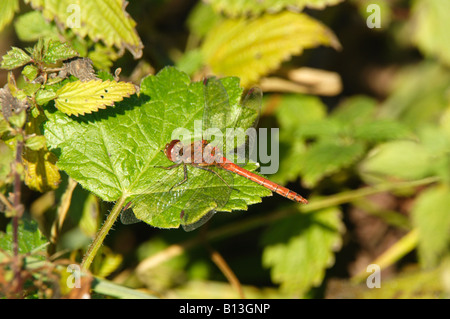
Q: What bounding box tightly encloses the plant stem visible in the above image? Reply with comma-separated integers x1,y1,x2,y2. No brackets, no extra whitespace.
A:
11,139,24,295
81,195,127,271
299,176,440,213
351,228,419,283
208,245,245,299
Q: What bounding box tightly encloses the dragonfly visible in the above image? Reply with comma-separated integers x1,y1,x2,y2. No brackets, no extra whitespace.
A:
121,77,308,231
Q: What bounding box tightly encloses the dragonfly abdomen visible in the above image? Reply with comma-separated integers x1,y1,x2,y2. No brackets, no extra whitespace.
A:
219,159,308,204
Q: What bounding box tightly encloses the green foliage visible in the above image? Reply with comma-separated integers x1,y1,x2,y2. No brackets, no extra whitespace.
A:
411,0,450,67
0,47,32,70
262,207,343,295
0,0,18,33
412,185,450,269
0,218,47,255
1,0,450,300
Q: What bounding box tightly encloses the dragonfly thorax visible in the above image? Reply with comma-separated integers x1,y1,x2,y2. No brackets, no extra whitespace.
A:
164,139,223,165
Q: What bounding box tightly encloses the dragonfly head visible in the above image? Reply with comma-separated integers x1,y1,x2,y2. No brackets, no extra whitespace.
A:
164,139,183,163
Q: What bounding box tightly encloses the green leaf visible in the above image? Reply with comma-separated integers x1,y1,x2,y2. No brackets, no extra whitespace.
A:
44,40,78,64
25,0,143,59
8,110,27,128
55,79,136,116
14,11,59,42
44,67,271,230
379,61,450,129
22,65,39,82
0,0,19,33
301,141,365,187
410,0,450,67
35,89,57,106
412,184,450,268
0,218,48,255
209,0,343,17
352,120,411,142
359,140,434,184
275,94,327,132
201,11,340,87
25,135,47,151
175,49,204,76
330,95,376,125
186,2,221,38
0,47,32,70
262,207,343,296
272,94,326,184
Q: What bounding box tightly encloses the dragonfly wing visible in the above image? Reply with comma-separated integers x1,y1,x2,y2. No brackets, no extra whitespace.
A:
120,208,142,225
233,87,262,131
181,210,216,232
226,87,262,166
202,77,233,152
127,165,233,230
179,166,233,231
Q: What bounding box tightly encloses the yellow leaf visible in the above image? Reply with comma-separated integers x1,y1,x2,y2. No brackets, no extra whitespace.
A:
22,148,61,192
55,79,136,116
201,12,340,87
209,0,344,17
22,115,60,192
24,0,143,59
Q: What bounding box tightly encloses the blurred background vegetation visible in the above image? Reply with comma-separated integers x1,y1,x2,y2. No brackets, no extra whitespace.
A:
1,0,450,298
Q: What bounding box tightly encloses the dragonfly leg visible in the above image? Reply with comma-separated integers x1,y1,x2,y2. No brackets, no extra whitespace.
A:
154,163,182,170
193,165,237,191
169,164,188,191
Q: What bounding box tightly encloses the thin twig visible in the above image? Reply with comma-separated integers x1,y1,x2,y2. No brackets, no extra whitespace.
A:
11,138,24,296
207,244,245,299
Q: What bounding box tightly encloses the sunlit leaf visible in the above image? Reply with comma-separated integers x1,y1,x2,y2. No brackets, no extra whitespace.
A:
22,116,61,192
208,0,343,17
301,141,365,187
14,11,59,42
44,40,78,64
0,0,19,33
410,0,450,66
0,47,32,70
359,140,434,184
25,135,47,151
262,207,343,296
412,184,450,268
22,147,61,192
24,0,143,59
202,11,340,87
379,61,450,129
44,67,270,230
55,79,136,116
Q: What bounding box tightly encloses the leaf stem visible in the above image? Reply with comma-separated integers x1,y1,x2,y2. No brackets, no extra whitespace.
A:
81,195,127,271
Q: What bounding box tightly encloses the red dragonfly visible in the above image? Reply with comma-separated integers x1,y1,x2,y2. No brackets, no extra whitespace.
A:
121,77,307,230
